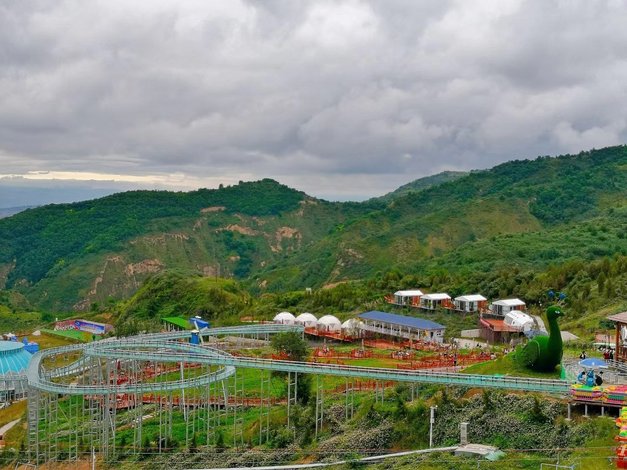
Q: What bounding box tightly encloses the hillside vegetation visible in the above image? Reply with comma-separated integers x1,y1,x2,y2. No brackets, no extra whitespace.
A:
371,170,468,203
0,146,625,311
255,146,627,291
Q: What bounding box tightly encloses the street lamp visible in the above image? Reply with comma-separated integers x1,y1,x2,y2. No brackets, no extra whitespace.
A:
429,405,438,448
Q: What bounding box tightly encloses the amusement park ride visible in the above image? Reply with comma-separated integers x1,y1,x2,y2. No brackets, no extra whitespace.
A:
22,308,627,467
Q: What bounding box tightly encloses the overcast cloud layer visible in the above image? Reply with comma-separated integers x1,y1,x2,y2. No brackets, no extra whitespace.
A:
1,0,627,201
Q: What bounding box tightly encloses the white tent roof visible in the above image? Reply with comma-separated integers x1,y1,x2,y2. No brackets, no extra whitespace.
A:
504,310,534,330
318,315,341,326
422,293,451,300
455,294,487,302
273,311,295,322
295,313,317,323
394,290,424,296
561,331,579,342
492,298,525,307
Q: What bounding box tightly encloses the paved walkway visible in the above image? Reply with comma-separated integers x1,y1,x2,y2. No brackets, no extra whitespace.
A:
193,446,459,469
0,418,21,447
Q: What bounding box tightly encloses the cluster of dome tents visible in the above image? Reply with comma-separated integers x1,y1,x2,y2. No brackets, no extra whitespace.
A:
273,312,363,336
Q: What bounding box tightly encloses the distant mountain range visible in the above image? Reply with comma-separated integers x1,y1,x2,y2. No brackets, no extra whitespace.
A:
0,146,625,311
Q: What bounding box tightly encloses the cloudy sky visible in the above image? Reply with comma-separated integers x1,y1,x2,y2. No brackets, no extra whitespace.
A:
1,0,627,203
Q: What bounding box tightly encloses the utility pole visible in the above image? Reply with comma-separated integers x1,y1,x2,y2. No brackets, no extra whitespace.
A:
429,405,437,448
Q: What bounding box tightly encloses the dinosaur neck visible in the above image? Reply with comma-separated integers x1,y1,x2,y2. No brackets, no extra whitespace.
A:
547,316,562,351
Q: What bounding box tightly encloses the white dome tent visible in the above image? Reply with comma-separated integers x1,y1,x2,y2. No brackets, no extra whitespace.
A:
273,311,295,325
295,313,318,328
317,315,341,332
341,318,363,337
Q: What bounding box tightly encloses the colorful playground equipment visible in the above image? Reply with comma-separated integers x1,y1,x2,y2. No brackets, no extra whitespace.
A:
616,407,627,468
569,383,627,407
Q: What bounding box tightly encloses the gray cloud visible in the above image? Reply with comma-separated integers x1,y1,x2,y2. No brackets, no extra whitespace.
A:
1,0,627,201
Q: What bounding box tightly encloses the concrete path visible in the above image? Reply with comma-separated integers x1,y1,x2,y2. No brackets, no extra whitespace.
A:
191,446,459,470
0,418,21,447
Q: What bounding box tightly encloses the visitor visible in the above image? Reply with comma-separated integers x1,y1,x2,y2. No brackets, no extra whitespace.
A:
610,350,615,360
604,350,610,360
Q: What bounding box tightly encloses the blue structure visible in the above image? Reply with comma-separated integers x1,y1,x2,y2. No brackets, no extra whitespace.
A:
22,337,40,354
189,317,210,329
0,341,33,374
190,331,200,345
358,310,446,343
0,341,31,402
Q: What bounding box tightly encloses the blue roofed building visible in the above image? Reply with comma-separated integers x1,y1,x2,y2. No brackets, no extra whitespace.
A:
0,341,32,402
358,311,446,343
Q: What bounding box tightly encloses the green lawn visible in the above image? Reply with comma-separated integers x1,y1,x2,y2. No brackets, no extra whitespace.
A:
461,353,562,379
40,328,100,342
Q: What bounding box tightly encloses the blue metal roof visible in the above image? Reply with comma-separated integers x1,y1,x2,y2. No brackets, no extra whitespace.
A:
359,311,445,331
0,341,32,375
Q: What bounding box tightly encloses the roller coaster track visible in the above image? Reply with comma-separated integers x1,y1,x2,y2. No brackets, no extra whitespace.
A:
27,324,570,396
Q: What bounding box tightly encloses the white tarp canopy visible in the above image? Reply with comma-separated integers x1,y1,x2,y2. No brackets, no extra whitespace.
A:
504,310,534,331
273,311,295,325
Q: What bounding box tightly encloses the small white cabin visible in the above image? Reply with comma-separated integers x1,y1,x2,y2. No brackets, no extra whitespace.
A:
420,293,452,310
490,299,526,316
454,294,488,313
388,289,423,307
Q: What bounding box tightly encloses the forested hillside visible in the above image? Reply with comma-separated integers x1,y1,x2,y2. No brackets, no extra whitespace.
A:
0,146,625,311
371,171,468,203
256,146,627,291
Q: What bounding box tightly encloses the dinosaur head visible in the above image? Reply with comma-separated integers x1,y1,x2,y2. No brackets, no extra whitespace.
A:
546,305,564,320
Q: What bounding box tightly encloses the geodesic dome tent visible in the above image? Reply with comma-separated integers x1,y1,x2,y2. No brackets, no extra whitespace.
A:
341,318,363,337
317,315,341,332
295,313,318,328
273,311,296,325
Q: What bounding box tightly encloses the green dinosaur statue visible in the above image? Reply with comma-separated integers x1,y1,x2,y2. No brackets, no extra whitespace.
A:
517,305,564,372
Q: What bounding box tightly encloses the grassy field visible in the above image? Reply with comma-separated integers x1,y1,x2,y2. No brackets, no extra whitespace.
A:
461,353,562,379
34,331,80,349
39,328,100,343
0,400,27,449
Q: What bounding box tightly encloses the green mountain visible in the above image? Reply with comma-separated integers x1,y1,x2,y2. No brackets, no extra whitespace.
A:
0,146,625,311
373,171,468,203
0,178,368,310
256,146,627,291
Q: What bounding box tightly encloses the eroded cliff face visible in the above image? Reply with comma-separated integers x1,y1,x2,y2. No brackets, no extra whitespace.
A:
72,256,165,311
44,207,314,311
0,261,15,290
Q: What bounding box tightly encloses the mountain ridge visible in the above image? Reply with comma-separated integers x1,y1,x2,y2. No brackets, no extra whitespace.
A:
0,146,625,311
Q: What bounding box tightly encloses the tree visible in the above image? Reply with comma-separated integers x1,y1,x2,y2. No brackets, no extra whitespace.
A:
270,332,309,362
